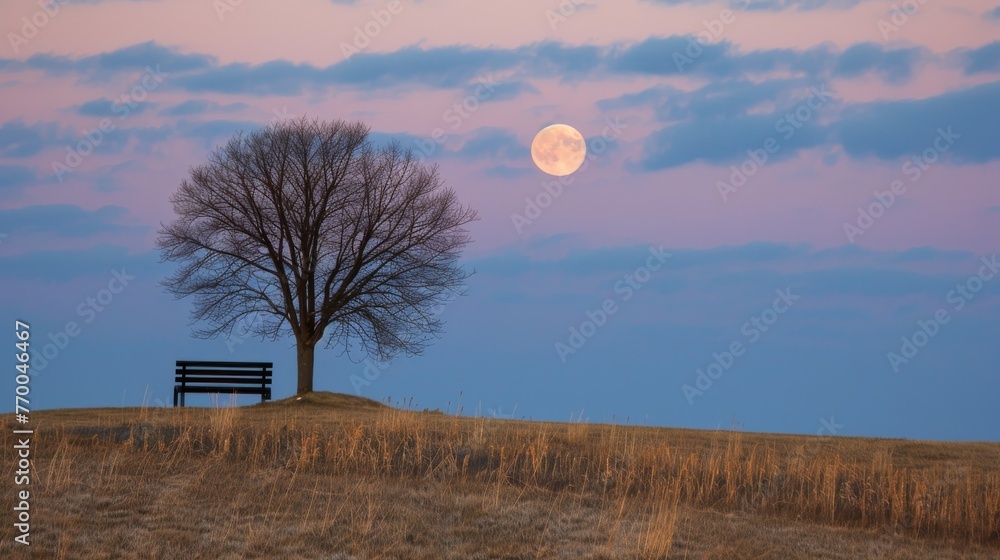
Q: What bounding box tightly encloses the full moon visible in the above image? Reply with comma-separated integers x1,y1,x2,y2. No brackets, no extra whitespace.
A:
531,124,586,176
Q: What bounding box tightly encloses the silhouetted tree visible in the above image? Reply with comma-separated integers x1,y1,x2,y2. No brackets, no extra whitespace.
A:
157,117,477,394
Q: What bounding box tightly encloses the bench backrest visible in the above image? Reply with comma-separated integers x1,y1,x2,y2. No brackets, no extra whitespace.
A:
175,361,273,386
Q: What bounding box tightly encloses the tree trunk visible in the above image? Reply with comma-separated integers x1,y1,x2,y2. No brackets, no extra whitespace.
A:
296,340,315,394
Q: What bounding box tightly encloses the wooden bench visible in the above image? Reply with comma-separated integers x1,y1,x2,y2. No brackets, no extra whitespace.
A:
173,361,272,407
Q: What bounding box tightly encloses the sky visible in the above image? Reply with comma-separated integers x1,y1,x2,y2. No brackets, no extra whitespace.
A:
1,0,999,441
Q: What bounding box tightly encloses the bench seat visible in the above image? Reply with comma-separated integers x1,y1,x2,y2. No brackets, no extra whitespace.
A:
173,360,273,407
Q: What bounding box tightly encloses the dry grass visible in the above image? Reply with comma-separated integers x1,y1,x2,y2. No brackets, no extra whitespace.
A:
1,392,997,559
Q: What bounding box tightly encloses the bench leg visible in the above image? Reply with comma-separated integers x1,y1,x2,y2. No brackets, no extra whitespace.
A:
173,388,178,408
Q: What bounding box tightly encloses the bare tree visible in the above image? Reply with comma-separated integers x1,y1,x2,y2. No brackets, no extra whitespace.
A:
157,117,477,394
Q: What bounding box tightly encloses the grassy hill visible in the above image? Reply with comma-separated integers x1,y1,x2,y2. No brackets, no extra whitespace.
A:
1,392,998,559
